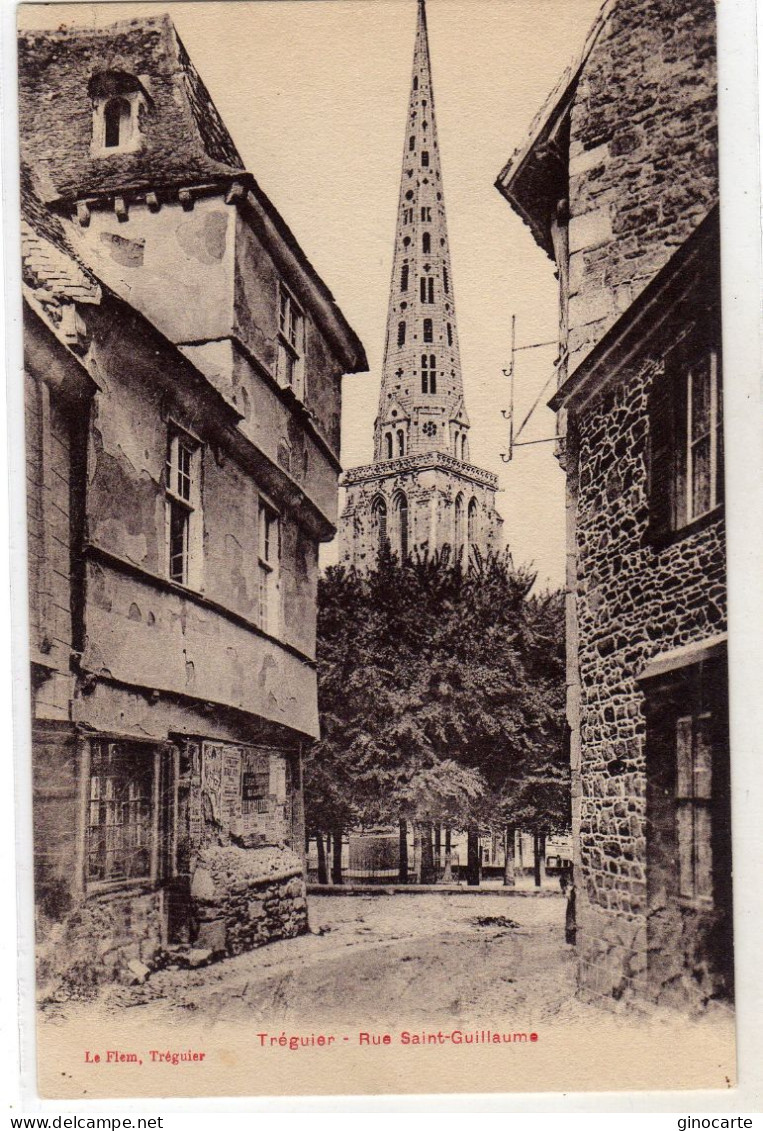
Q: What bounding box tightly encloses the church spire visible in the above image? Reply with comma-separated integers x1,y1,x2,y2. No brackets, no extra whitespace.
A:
374,0,470,465
339,0,502,571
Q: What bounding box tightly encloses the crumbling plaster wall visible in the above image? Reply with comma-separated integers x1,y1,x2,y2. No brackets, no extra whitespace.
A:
71,198,235,354
566,0,717,375
82,316,320,734
234,214,343,457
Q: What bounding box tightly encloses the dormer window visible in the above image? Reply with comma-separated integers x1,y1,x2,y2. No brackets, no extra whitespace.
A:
104,97,131,148
90,71,149,156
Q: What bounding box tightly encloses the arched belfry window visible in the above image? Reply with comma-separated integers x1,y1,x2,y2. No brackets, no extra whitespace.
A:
422,232,431,254
385,433,393,460
394,492,409,559
373,497,388,554
397,429,405,457
468,498,478,558
90,71,149,155
423,318,433,343
397,321,406,348
461,433,467,461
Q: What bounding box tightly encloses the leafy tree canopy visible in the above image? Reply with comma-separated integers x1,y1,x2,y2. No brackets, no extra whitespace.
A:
305,548,568,837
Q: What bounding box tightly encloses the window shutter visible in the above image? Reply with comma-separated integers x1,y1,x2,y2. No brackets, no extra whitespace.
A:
647,363,676,539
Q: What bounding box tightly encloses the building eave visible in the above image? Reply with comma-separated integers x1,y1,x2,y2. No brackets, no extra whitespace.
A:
240,179,368,377
494,0,614,258
548,205,720,415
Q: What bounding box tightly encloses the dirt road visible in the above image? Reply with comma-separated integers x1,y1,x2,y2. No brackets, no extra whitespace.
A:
88,891,585,1030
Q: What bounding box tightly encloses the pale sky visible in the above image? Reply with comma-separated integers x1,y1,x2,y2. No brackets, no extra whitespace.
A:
19,0,603,589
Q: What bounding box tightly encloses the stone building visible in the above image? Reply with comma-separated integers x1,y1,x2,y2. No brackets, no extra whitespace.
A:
19,15,366,986
339,0,501,568
496,0,730,1008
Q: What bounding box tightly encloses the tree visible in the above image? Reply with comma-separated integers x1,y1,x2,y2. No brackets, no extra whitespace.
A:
304,550,568,882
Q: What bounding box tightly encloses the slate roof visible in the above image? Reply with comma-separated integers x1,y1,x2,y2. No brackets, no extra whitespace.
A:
18,14,244,205
20,163,100,303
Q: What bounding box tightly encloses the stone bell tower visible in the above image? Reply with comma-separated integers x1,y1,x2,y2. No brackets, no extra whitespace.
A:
339,0,502,567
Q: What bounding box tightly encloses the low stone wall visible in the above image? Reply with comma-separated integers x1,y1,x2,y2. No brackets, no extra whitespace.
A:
190,844,308,957
36,886,164,1000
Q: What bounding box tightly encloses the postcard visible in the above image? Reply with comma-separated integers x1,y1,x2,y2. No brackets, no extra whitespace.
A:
10,0,756,1101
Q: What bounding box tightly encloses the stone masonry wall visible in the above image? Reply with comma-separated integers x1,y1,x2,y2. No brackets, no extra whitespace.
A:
573,339,726,1005
36,886,164,1000
340,462,501,570
190,845,308,956
566,0,717,375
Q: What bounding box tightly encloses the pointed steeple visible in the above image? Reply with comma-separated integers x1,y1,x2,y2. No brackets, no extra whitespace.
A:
339,0,502,571
374,0,470,465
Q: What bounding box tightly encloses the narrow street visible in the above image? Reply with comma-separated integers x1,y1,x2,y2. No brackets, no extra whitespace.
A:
84,891,585,1031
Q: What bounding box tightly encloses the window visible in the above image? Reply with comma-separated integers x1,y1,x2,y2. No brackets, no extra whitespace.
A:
422,150,429,167
277,286,305,395
373,497,388,554
87,741,154,883
422,232,431,254
413,76,418,91
166,430,200,587
90,72,147,155
443,265,450,294
397,429,405,457
676,713,713,902
649,335,723,537
397,320,406,348
423,318,433,343
468,497,478,555
420,276,435,304
687,351,722,521
385,432,393,460
258,500,280,634
447,322,453,346
401,263,409,292
422,420,437,439
461,433,467,461
421,353,436,394
243,769,271,816
454,494,464,554
104,97,131,148
409,136,415,152
421,206,431,223
395,492,409,559
403,207,414,225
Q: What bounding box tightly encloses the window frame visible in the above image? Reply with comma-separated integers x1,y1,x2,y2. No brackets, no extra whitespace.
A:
91,88,144,156
648,329,724,545
257,497,281,635
675,711,714,906
276,284,306,398
686,349,722,524
165,427,202,590
85,740,159,890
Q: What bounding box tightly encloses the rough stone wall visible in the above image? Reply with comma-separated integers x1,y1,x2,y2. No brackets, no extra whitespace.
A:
573,338,726,1006
190,846,308,956
36,885,164,999
566,0,717,375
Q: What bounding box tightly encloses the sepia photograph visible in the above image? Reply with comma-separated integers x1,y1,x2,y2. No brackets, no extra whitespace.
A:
12,0,742,1099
